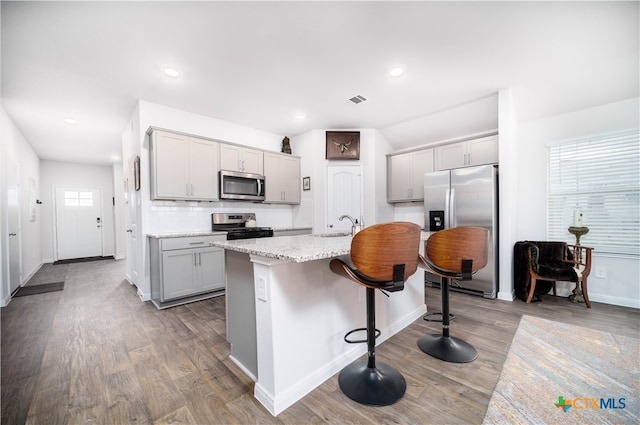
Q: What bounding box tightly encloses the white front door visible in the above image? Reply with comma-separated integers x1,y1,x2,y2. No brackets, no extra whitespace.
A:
55,186,103,260
8,161,22,294
327,166,362,234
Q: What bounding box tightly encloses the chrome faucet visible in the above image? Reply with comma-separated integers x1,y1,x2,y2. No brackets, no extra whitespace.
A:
339,214,362,236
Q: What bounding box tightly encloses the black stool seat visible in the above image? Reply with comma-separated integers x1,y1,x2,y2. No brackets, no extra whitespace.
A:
330,222,422,406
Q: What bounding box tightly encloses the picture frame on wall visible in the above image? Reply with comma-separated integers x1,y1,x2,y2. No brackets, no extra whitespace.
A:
134,156,141,191
326,131,360,160
303,176,311,191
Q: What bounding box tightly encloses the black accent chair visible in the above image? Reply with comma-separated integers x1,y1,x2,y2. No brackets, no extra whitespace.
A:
418,227,489,363
514,241,593,308
329,222,422,406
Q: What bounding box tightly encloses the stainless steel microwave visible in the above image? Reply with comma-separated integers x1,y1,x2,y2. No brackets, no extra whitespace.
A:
219,170,265,201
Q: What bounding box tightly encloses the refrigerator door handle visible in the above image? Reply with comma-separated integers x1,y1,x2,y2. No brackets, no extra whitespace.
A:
449,188,456,228
444,188,451,229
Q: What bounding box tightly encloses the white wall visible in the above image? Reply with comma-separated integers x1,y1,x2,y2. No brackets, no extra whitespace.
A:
290,129,321,231
381,94,499,151
112,162,126,259
1,106,42,305
497,88,519,301
517,97,640,308
290,128,395,234
40,161,116,262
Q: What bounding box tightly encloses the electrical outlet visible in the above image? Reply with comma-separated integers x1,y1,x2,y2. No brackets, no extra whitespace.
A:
257,277,268,301
596,266,607,279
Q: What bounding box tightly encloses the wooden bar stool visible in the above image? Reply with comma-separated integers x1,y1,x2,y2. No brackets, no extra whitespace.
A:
418,227,489,363
330,222,422,406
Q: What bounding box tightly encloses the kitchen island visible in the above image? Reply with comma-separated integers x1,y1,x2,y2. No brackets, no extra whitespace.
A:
212,233,427,416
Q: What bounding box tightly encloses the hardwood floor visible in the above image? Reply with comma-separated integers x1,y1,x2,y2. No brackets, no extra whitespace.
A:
2,259,638,424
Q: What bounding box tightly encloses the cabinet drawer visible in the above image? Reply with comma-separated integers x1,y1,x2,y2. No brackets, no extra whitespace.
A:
161,235,226,251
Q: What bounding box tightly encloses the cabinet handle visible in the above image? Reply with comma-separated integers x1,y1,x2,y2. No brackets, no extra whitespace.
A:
190,184,194,196
194,253,197,266
189,242,205,245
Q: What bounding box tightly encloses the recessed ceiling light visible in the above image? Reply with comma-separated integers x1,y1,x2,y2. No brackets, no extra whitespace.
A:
163,67,180,78
64,118,78,125
294,113,306,120
389,67,405,78
111,154,121,161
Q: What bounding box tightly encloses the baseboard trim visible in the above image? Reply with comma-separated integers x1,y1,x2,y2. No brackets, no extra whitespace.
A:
589,293,640,309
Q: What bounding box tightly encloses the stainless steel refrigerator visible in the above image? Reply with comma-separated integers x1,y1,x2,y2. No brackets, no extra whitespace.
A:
424,164,498,298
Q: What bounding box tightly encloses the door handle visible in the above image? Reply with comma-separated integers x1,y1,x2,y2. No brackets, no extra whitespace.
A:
9,233,17,236
126,229,133,233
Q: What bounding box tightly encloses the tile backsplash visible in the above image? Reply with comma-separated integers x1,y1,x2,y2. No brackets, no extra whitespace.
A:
147,200,297,233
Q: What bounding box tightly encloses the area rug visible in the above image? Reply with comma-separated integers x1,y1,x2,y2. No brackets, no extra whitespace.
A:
14,282,64,297
483,315,639,425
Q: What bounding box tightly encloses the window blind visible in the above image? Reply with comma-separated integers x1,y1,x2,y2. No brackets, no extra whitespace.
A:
548,131,639,255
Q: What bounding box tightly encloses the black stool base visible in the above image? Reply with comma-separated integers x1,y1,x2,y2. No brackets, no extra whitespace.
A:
417,334,478,363
338,360,406,406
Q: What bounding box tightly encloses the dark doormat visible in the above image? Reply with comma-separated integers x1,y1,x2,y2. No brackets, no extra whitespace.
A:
14,282,64,297
53,255,114,265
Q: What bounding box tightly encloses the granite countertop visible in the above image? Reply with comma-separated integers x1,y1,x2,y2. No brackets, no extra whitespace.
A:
212,234,352,263
212,230,432,263
147,231,228,239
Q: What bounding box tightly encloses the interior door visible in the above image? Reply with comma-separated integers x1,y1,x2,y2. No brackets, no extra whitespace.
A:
327,166,362,234
55,186,103,260
8,161,21,294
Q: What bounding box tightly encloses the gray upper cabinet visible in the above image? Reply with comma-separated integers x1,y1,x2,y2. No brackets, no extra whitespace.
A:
150,129,219,201
263,152,301,204
220,143,264,175
387,148,434,203
435,135,498,171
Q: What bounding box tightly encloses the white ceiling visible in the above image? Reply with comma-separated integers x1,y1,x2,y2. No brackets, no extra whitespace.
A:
2,1,638,165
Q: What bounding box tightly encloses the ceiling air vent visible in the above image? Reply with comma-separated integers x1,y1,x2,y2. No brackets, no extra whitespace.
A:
349,95,367,104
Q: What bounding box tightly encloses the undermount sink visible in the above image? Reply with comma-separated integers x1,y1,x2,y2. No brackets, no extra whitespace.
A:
311,232,351,237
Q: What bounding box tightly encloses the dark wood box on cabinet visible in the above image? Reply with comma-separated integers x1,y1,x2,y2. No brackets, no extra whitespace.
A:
326,131,360,160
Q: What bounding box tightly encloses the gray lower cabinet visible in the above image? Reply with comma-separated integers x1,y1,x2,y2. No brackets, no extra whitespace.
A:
149,234,226,309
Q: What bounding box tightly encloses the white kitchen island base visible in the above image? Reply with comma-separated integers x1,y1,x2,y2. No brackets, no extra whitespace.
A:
222,238,427,416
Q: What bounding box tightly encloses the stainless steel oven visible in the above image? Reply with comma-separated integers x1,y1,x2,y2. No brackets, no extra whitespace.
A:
219,170,265,201
212,213,273,240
